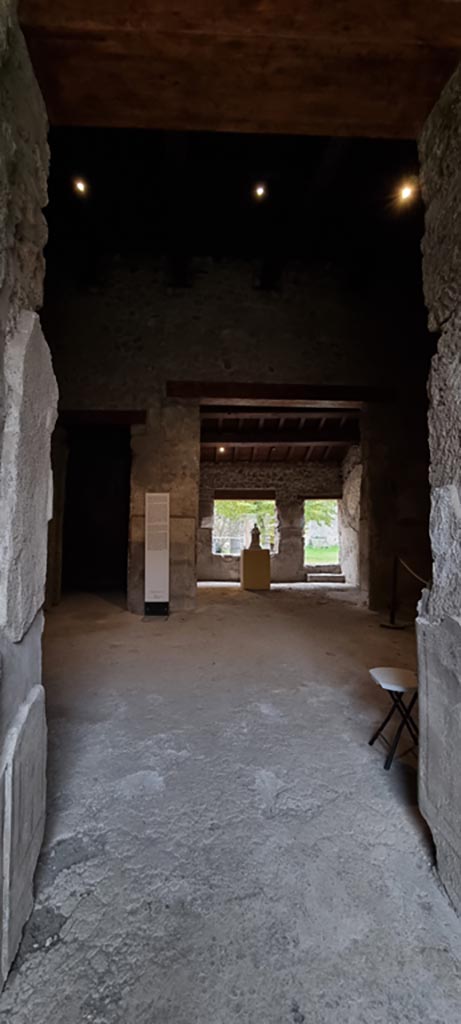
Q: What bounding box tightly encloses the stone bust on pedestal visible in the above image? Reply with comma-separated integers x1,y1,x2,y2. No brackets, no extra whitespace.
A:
249,523,261,550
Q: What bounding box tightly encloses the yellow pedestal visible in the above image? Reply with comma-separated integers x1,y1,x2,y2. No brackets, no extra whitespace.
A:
240,549,271,590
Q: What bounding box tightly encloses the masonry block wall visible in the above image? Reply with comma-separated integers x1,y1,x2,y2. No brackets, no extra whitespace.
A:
198,462,341,582
45,260,400,405
418,65,461,910
44,257,431,611
0,5,57,986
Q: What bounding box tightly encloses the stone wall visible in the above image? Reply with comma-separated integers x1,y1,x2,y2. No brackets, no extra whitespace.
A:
200,461,342,501
0,6,57,986
418,65,461,910
43,242,431,610
44,259,413,407
198,461,341,582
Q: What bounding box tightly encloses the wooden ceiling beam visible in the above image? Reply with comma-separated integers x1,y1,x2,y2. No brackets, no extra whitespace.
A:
200,408,357,420
21,4,461,138
170,382,387,406
59,409,146,425
201,428,359,446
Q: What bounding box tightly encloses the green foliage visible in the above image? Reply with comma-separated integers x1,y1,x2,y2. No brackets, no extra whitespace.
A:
304,499,337,527
214,499,277,547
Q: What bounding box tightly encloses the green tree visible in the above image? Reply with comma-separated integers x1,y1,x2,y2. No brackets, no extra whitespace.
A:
214,499,277,547
304,499,337,526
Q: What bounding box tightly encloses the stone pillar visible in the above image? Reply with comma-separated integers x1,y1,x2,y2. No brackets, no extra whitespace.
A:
338,446,363,588
196,493,214,579
0,4,58,985
361,404,430,612
46,427,69,608
417,65,461,910
128,400,200,614
272,498,305,582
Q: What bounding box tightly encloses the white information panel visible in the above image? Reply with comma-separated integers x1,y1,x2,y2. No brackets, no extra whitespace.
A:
145,492,170,604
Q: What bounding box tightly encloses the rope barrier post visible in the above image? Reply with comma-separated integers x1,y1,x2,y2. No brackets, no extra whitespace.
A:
380,556,428,630
381,554,405,630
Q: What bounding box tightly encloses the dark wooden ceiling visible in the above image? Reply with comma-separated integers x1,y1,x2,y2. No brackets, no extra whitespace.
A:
20,2,461,138
200,406,360,464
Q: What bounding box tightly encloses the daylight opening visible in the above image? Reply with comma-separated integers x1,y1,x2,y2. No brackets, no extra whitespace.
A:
212,499,278,555
304,500,340,567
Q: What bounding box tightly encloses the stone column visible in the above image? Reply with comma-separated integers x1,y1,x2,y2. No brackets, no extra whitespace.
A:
417,65,461,910
0,5,58,986
338,446,363,588
272,498,305,582
361,404,430,612
128,400,200,613
196,493,214,580
46,427,69,608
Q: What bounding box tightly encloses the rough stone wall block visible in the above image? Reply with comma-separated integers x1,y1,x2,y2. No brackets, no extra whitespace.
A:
338,445,363,587
272,499,305,583
46,427,69,608
0,313,58,640
418,62,461,910
0,2,57,986
0,683,47,984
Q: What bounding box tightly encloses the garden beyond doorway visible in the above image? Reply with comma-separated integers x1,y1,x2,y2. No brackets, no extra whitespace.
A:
304,499,339,566
212,499,278,555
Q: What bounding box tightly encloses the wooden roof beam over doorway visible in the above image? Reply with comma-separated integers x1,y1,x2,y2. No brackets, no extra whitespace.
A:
166,382,388,408
21,2,461,138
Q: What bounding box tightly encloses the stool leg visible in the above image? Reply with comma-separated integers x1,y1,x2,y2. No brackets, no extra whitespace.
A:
404,712,418,744
384,692,418,771
369,693,398,746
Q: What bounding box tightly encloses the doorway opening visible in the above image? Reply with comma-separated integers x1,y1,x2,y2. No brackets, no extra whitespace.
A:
62,425,131,596
304,499,340,568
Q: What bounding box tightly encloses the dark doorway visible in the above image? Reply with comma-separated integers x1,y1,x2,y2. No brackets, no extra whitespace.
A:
62,426,131,593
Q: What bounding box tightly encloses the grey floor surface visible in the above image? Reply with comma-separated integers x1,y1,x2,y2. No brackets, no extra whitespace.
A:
2,585,461,1023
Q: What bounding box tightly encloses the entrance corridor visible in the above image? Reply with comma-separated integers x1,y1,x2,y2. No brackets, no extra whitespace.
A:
2,588,461,1022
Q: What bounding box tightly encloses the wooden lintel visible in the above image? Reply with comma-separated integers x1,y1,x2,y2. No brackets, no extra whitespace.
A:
201,428,360,447
168,381,389,407
200,408,357,420
58,409,146,426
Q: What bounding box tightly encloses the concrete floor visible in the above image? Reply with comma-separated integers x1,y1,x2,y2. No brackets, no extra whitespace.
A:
2,586,461,1022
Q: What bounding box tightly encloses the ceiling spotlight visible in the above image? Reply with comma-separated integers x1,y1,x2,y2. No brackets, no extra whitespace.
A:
397,178,418,204
218,446,226,454
73,178,88,195
253,182,268,201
